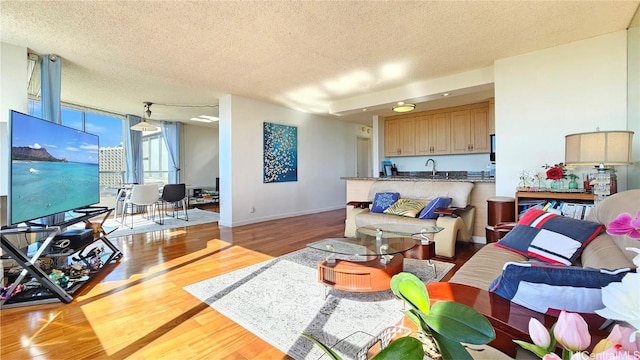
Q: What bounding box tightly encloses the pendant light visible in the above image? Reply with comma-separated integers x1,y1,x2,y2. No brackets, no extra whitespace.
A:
131,102,159,131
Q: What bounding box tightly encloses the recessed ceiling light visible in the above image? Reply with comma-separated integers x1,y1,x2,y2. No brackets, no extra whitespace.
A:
362,108,367,111
190,115,219,123
442,93,450,97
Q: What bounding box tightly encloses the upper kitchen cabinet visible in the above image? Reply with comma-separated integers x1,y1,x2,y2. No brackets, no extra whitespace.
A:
384,117,415,156
384,100,492,157
416,112,451,155
450,104,490,154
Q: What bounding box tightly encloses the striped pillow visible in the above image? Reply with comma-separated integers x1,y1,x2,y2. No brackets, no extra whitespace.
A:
495,209,604,265
489,261,633,314
383,199,427,218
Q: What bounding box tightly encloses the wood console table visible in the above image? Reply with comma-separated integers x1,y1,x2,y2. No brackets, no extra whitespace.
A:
426,282,607,358
515,191,594,220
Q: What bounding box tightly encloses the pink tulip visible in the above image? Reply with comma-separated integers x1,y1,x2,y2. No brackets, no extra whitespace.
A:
543,353,562,360
529,318,551,348
553,310,591,352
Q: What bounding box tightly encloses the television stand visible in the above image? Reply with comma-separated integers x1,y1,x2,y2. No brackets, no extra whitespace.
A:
0,208,122,308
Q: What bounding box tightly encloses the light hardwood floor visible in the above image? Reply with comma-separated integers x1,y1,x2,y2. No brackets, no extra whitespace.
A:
0,207,481,359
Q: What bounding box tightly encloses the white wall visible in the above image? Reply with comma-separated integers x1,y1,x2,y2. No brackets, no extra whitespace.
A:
628,19,640,190
0,43,28,227
494,31,630,196
181,123,218,192
218,94,361,227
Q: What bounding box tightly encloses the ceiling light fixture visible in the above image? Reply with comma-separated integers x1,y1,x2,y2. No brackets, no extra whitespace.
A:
392,101,415,113
442,93,450,97
131,102,159,131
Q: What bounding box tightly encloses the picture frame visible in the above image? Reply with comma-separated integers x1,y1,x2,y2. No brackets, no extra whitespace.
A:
384,164,393,177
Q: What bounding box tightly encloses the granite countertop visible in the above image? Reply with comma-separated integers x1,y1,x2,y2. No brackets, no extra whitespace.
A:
341,171,495,183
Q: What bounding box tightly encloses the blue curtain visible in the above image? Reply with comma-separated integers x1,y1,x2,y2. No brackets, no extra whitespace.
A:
160,121,181,183
124,115,144,183
40,55,61,124
39,55,65,225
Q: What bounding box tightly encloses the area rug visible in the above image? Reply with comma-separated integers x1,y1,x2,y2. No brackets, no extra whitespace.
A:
101,208,219,237
184,247,454,359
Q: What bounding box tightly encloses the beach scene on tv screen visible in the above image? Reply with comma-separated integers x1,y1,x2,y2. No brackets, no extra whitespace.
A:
11,114,100,224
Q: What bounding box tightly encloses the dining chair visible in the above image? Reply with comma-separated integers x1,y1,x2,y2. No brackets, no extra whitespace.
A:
120,184,162,228
159,183,189,221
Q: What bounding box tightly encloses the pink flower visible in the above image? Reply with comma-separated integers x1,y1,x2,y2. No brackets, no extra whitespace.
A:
554,310,591,352
607,211,640,239
543,353,562,360
542,353,562,360
529,318,551,348
609,325,640,353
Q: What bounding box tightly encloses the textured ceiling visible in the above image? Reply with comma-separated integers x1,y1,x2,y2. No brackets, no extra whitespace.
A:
1,1,638,126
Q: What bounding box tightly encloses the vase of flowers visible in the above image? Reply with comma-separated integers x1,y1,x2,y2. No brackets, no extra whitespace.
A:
567,173,579,190
543,163,567,191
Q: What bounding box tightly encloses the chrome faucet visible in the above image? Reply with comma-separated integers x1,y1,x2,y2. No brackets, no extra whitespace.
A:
425,158,436,176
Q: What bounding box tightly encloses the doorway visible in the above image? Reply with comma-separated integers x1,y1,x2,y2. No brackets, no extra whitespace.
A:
356,137,371,177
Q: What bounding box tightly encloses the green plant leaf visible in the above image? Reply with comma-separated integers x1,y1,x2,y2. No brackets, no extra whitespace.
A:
301,333,342,360
514,340,551,358
424,301,495,344
390,272,430,314
371,336,424,360
431,331,474,360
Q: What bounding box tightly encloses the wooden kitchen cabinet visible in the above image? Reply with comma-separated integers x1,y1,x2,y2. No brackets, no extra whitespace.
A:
416,112,451,155
384,117,415,156
450,106,490,154
385,101,490,157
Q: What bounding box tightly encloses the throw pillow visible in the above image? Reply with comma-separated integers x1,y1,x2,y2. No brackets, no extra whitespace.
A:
495,209,604,265
383,199,427,218
418,197,452,220
489,261,634,314
370,192,400,213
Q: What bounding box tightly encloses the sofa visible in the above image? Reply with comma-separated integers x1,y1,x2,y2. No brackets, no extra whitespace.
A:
344,180,476,258
450,188,639,297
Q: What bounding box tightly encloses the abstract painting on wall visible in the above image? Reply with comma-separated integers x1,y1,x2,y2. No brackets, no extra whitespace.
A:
263,122,297,183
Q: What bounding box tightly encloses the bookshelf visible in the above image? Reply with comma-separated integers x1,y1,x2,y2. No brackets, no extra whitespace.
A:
515,191,595,220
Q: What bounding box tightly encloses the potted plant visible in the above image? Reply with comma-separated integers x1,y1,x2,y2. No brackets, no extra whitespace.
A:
303,272,495,360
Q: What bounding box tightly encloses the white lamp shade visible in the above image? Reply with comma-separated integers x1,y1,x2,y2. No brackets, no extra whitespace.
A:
130,120,158,132
565,130,634,166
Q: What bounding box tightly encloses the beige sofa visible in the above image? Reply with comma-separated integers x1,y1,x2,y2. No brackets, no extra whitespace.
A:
344,180,476,258
450,189,639,290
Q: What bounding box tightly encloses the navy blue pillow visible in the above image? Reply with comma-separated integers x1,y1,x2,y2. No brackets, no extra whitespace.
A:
489,261,633,314
371,192,400,213
418,197,452,219
495,209,604,265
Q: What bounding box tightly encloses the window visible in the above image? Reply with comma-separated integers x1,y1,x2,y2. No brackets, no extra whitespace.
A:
28,99,125,206
142,132,169,186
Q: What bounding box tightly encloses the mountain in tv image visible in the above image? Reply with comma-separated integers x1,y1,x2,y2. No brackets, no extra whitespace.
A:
12,145,68,162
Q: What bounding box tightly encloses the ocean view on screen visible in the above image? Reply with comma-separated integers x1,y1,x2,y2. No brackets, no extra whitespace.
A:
10,111,100,224
11,161,99,223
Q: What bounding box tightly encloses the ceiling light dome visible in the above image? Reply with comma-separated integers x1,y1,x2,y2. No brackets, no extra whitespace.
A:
392,102,415,113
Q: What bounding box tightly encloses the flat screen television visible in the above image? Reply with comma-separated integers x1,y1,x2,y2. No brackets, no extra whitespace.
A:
8,110,100,226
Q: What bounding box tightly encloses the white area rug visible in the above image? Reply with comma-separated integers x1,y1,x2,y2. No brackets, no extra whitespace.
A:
101,208,219,237
184,247,454,359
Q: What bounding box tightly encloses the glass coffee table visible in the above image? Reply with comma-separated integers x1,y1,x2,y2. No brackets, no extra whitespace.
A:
307,224,443,293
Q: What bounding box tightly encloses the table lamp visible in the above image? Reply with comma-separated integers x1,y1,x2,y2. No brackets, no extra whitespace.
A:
565,130,634,203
